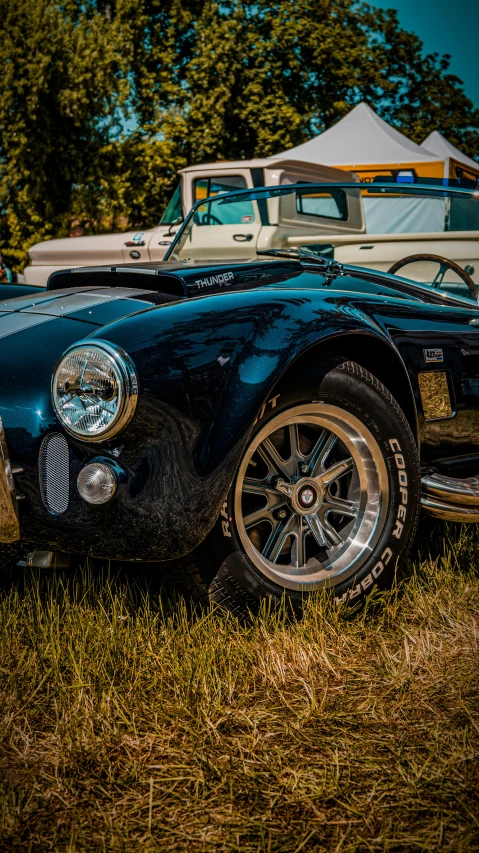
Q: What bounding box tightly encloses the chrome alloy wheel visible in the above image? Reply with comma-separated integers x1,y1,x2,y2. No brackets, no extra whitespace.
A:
235,404,389,591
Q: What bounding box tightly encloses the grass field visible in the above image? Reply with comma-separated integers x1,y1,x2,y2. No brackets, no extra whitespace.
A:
1,518,478,852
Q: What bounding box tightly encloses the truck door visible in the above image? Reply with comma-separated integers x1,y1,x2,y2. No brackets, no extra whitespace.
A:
182,175,262,260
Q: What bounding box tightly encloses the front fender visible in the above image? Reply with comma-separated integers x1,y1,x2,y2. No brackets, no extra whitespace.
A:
97,287,400,479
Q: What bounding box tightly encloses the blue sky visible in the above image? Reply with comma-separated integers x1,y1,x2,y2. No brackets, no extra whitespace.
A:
370,0,478,107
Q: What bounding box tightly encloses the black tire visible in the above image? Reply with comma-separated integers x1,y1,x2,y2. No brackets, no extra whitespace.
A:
177,358,420,618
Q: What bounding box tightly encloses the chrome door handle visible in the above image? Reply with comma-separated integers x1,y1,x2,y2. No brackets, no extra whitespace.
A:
233,234,253,242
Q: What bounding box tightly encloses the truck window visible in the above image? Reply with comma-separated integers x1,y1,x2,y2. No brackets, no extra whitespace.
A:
159,183,182,224
194,175,248,200
296,188,348,221
194,175,255,226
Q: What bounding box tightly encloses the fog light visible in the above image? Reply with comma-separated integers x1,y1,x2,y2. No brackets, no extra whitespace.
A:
77,463,117,504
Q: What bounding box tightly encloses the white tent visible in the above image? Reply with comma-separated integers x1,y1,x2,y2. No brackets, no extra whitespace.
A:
275,102,479,235
421,131,479,179
275,102,441,172
275,103,444,233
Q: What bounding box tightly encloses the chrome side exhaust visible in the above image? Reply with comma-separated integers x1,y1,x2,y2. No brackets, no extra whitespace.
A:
421,473,479,522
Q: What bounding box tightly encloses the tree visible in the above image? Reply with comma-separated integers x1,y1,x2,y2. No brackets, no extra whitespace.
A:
178,0,479,161
0,0,127,265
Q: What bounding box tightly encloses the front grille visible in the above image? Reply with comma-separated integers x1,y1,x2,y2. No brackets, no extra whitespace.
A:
39,433,69,515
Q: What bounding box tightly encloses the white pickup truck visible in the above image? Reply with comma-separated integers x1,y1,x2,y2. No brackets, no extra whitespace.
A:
23,157,479,287
24,158,347,286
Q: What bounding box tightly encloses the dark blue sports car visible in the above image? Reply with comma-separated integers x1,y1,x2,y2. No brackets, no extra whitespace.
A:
1,180,479,616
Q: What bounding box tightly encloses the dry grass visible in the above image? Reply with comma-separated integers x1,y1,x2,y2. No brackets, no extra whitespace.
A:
0,519,478,852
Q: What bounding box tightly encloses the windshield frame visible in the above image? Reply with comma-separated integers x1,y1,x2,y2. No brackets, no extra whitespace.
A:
164,180,479,307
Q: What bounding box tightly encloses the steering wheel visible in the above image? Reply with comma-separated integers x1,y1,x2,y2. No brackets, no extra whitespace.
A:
388,253,477,301
199,212,223,226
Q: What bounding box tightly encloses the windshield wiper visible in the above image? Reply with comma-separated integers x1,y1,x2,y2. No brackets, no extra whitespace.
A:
257,248,344,282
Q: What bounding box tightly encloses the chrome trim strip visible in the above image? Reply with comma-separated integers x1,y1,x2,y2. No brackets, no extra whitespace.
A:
421,472,479,522
72,267,157,277
422,473,479,506
421,494,479,523
0,416,20,543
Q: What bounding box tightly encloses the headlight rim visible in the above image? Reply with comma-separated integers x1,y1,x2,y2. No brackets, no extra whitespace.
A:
52,339,138,443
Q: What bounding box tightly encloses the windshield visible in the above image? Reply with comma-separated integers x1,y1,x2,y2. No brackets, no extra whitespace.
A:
159,182,182,224
166,179,479,303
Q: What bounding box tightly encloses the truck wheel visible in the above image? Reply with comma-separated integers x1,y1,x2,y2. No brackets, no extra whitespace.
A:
179,359,420,618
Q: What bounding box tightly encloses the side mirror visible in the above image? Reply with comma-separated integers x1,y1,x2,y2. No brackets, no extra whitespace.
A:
163,216,184,237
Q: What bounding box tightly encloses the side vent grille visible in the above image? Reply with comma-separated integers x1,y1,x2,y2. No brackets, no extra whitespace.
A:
39,433,69,515
418,371,453,421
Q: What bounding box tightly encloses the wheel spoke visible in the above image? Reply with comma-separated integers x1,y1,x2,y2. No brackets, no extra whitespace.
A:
323,495,358,518
243,477,275,498
308,431,337,475
244,499,287,530
275,478,294,498
262,514,294,562
243,506,270,529
305,513,327,547
319,457,353,487
291,516,306,568
432,263,447,287
319,513,344,547
258,439,291,479
288,423,302,462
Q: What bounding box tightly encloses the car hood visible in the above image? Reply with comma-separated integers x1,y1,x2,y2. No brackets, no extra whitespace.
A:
0,285,163,328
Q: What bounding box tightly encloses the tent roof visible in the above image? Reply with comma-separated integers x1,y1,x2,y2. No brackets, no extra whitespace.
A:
421,130,479,172
275,102,441,166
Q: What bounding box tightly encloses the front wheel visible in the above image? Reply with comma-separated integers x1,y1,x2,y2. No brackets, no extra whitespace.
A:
179,359,420,617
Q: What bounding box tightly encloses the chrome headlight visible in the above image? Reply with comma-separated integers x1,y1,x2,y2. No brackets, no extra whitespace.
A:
52,341,138,441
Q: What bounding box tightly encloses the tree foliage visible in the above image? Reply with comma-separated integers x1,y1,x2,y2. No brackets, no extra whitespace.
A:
0,0,478,269
0,0,125,263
